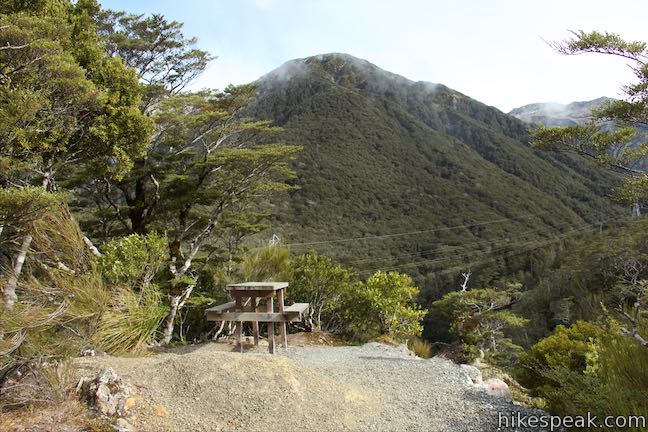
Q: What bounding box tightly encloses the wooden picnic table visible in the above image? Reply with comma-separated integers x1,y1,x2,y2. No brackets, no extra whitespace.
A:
205,281,309,353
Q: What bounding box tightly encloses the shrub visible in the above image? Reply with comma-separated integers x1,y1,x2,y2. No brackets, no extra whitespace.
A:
99,232,167,288
346,271,427,342
532,333,648,431
288,252,356,331
516,320,605,391
433,283,528,365
0,208,109,404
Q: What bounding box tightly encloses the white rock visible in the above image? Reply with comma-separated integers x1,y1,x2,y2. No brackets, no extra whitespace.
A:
460,364,483,385
481,378,511,400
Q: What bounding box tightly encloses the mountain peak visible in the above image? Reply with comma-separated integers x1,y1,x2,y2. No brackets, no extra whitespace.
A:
260,52,425,91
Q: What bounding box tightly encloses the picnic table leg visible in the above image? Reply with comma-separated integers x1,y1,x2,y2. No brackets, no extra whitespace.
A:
277,288,288,349
235,294,243,353
267,295,275,354
251,295,259,346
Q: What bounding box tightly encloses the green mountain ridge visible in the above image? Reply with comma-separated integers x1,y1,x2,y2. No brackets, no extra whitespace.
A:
246,53,625,289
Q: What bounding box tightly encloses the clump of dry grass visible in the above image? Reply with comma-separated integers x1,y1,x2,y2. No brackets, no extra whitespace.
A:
1,207,109,409
408,337,433,358
0,398,113,432
0,360,77,410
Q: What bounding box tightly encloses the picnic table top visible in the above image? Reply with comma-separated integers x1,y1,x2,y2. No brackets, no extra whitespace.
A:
226,281,288,291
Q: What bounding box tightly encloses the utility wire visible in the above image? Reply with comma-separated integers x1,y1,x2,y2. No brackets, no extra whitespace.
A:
343,217,597,267
356,220,614,276
284,210,565,247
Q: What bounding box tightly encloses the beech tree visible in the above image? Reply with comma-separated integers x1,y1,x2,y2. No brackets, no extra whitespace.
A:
71,12,300,344
0,0,152,309
433,283,527,363
532,31,648,216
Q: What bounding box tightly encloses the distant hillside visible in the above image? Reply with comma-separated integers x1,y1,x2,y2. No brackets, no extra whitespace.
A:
508,97,612,126
510,97,648,170
246,54,624,295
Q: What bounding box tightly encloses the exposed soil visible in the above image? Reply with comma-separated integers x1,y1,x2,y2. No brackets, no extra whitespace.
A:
58,339,550,432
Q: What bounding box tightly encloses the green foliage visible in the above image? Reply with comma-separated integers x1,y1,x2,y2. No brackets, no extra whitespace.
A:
96,9,213,110
517,320,605,391
0,186,64,244
0,0,152,190
94,286,167,354
99,232,167,288
513,217,648,344
288,252,357,331
521,331,648,431
238,246,291,282
433,283,528,364
347,271,427,342
94,232,168,352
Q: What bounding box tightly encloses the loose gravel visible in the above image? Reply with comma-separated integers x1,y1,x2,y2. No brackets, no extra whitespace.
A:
74,342,552,432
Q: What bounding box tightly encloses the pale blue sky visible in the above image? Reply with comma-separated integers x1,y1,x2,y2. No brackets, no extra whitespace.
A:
101,0,648,112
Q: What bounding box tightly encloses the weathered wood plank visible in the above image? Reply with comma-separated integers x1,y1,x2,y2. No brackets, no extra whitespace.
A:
235,295,243,353
226,282,288,291
220,289,276,298
284,303,309,314
204,301,236,313
206,311,305,322
277,288,287,349
267,296,275,354
251,295,259,346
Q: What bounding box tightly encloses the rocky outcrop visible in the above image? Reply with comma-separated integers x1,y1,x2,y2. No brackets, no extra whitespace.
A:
76,367,135,417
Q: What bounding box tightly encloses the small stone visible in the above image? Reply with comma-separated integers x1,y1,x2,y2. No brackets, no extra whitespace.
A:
76,368,135,417
154,404,169,417
481,378,511,400
114,418,135,432
125,397,137,410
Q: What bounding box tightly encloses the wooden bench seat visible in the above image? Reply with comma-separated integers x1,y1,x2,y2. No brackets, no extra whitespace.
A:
284,302,309,315
205,302,309,323
205,301,236,313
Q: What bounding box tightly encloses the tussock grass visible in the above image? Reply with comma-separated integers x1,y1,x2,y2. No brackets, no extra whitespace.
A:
95,286,167,355
409,337,433,358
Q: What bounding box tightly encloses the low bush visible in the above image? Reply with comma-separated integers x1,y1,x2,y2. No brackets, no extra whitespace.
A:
516,320,605,391
517,320,648,431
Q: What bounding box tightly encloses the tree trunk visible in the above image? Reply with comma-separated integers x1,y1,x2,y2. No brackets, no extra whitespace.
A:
3,234,32,309
161,294,181,345
161,284,195,344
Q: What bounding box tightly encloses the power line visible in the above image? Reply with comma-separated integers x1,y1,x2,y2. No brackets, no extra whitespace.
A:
284,210,565,247
356,220,613,276
343,218,593,267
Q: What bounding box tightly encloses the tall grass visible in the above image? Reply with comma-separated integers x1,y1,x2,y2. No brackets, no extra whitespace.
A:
1,207,109,408
95,286,167,354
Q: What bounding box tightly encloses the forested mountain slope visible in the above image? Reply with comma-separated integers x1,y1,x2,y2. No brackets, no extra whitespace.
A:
247,53,624,288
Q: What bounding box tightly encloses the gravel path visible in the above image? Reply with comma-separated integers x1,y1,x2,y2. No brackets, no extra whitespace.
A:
74,342,551,432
